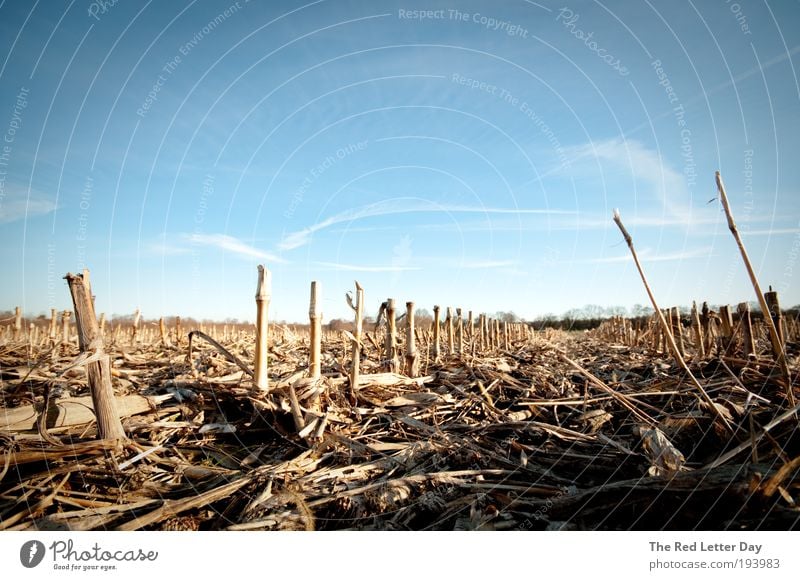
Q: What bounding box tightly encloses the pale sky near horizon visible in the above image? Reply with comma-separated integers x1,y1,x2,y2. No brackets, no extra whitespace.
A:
1,0,799,323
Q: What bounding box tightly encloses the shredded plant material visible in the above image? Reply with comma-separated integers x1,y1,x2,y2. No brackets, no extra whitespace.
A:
2,318,798,531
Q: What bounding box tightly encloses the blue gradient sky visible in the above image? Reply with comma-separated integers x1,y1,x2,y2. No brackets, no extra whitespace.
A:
1,0,799,322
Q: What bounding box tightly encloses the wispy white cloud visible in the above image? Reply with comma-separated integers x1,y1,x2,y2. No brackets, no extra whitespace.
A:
314,261,421,272
279,199,573,251
0,189,57,224
740,228,800,236
151,233,285,262
187,233,285,261
149,239,191,256
580,246,713,264
459,260,518,269
564,138,691,219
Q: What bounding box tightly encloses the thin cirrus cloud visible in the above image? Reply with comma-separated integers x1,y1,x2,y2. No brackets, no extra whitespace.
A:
278,199,574,251
151,233,285,262
0,189,57,224
459,260,518,269
313,259,516,272
580,245,714,264
560,138,694,219
314,261,421,272
740,228,800,236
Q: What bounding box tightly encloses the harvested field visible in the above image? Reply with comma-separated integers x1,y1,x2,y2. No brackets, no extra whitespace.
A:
2,306,799,531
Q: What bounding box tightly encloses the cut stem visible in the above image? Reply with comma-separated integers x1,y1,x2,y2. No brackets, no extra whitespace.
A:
405,301,419,377
308,281,321,380
254,265,271,392
716,171,795,408
64,270,126,442
613,210,733,435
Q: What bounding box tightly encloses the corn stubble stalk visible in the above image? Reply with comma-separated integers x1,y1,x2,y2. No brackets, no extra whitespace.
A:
61,310,71,347
49,308,57,344
14,306,22,340
690,301,705,359
446,307,454,355
159,317,171,347
612,210,733,435
764,288,786,347
432,305,441,362
254,265,271,392
384,298,398,372
737,302,755,357
131,308,141,345
467,310,474,356
64,271,126,442
715,171,796,409
307,281,322,413
405,301,419,377
308,281,321,380
346,281,364,397
175,316,182,346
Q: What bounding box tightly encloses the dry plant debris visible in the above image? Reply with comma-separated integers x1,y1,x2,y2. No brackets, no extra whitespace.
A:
2,315,799,531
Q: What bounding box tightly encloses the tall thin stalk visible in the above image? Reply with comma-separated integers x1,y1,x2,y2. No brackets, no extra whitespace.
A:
254,265,271,392
613,210,733,434
347,281,364,396
716,171,795,408
405,301,419,377
432,305,441,362
309,281,321,380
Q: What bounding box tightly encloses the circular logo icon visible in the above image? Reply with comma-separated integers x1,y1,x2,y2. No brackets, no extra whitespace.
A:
20,540,46,568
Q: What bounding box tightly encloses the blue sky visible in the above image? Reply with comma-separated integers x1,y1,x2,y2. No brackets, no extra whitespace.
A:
1,0,799,322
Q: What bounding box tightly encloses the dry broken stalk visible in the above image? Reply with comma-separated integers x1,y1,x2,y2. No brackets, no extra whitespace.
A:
254,265,271,392
61,310,71,346
308,281,321,380
446,307,454,355
14,306,21,340
456,308,463,357
737,302,755,357
384,299,398,372
64,271,126,442
612,210,734,435
432,305,441,362
405,301,419,377
764,288,786,347
347,281,364,394
159,317,170,347
467,310,474,356
715,171,795,408
131,308,141,345
49,308,57,344
690,301,705,359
